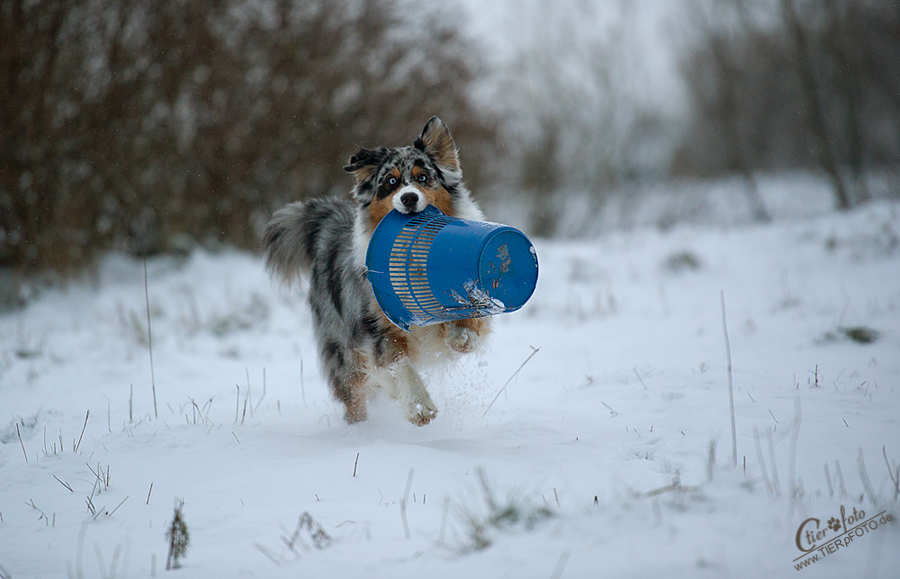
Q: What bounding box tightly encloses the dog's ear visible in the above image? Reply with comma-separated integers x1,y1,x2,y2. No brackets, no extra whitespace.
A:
344,147,386,183
414,116,460,175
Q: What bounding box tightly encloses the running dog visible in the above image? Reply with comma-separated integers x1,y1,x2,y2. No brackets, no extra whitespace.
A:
264,117,490,425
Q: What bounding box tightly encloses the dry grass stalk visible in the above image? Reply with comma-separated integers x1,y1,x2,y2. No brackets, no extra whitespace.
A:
720,291,737,467
483,347,540,417
144,260,158,419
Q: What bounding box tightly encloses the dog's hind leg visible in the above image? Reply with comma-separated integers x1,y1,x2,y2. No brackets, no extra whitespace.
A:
333,369,369,424
321,340,369,423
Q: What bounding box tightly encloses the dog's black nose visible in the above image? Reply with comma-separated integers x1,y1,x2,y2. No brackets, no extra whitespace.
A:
401,192,420,211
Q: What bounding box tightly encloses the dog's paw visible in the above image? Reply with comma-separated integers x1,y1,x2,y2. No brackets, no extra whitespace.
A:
407,401,437,426
445,324,482,354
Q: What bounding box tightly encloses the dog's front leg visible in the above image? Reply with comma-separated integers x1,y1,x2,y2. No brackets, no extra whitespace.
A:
387,358,437,426
444,317,491,354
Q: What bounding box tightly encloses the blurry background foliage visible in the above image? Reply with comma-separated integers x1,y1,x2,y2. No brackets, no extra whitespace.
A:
1,0,898,274
0,0,493,271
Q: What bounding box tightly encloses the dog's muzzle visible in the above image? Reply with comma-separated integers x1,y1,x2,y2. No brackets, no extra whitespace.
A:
393,185,427,214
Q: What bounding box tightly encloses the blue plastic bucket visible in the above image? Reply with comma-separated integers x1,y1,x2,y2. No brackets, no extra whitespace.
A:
366,206,538,331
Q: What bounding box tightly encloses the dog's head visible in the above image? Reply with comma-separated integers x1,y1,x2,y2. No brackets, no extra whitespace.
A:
345,116,468,228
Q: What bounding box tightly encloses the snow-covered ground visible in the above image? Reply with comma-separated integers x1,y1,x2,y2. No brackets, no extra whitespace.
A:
1,200,899,578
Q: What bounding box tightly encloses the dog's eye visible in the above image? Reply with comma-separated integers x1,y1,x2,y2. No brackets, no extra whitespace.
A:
388,177,398,187
417,174,428,184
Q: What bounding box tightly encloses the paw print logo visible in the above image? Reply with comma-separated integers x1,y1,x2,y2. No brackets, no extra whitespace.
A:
827,517,841,532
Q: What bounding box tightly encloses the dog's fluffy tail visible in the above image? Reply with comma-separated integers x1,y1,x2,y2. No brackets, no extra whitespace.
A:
263,198,345,284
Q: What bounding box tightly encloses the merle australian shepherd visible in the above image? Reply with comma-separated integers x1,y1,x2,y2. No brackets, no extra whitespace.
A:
264,117,490,425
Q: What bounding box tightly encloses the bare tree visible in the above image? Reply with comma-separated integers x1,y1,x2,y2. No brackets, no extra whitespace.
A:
779,0,850,210
685,0,771,221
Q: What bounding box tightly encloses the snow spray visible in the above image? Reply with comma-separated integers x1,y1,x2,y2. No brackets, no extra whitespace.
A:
366,205,538,331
